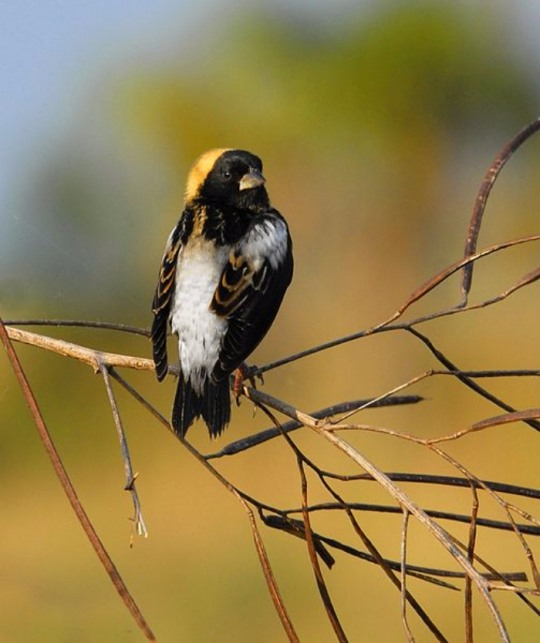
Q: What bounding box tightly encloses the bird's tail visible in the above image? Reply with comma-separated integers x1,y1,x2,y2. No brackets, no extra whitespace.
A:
172,375,202,437
202,378,231,437
172,375,230,438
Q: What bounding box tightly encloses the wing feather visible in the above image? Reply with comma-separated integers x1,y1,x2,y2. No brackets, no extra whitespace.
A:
151,215,189,381
210,213,293,380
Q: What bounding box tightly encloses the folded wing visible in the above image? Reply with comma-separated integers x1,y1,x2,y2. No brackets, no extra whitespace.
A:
151,220,185,381
211,214,293,381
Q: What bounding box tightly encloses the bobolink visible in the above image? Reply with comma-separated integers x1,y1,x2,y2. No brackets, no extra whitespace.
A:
151,149,293,438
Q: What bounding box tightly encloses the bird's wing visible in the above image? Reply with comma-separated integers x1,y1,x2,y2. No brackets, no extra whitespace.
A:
151,218,185,381
210,214,293,380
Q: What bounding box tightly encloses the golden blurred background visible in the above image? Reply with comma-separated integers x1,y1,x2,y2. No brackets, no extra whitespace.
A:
1,2,539,641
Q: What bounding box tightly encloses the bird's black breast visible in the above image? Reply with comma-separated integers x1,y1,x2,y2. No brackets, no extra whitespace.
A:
202,205,253,246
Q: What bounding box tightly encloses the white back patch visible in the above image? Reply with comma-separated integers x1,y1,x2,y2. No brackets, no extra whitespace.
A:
240,218,289,270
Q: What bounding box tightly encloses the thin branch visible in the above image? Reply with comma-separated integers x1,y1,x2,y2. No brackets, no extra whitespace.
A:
3,318,150,337
400,509,415,643
465,484,480,643
4,326,157,373
0,317,156,641
461,116,540,302
205,395,423,459
99,365,148,539
298,458,348,642
345,473,540,501
266,510,524,585
408,327,540,432
262,515,335,569
283,501,540,538
240,501,300,642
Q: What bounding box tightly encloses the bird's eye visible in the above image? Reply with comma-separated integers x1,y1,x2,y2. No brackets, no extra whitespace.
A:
222,170,232,180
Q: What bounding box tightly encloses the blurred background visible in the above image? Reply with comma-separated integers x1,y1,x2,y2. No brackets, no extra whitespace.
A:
1,1,539,640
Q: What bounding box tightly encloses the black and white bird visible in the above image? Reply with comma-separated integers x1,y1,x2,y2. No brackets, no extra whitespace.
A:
151,149,293,438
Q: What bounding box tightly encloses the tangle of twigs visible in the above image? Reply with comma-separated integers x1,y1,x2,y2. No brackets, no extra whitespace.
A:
2,118,540,641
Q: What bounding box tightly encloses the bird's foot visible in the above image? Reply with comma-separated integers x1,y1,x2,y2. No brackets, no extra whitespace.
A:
233,363,263,405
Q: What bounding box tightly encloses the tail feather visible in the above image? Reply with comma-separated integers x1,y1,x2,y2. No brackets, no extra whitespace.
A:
171,374,231,438
172,375,203,437
202,379,231,438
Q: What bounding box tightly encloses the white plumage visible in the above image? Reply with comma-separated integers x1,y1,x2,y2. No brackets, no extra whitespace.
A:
240,219,290,271
171,239,229,393
171,219,289,394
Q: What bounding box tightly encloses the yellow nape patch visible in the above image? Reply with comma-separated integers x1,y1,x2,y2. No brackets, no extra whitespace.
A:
185,148,232,203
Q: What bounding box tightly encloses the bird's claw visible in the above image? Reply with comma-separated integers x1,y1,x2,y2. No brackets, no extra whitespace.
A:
233,363,262,405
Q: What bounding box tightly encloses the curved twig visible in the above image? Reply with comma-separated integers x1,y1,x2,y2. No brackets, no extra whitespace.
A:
461,116,540,303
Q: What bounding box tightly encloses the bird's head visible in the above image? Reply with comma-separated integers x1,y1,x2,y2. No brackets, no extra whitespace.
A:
185,148,269,211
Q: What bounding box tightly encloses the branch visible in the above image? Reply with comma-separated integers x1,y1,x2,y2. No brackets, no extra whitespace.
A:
0,317,156,641
4,326,156,372
461,116,540,302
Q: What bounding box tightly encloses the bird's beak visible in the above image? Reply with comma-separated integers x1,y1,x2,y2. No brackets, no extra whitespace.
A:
239,170,266,191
